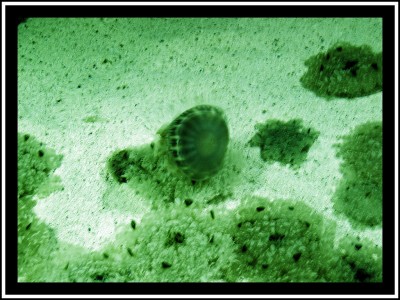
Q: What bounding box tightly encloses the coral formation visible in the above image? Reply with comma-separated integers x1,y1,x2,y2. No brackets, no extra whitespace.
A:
337,235,382,282
18,133,63,198
300,42,382,99
18,132,63,281
333,121,382,227
18,196,60,281
113,206,235,282
225,197,348,282
18,191,382,282
249,119,319,168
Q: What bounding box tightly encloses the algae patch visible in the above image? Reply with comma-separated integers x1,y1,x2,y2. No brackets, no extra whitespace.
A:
333,121,382,227
18,132,63,281
301,42,382,99
18,133,63,198
249,119,319,169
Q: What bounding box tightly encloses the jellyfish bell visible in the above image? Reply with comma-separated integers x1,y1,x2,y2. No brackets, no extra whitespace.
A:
156,105,229,181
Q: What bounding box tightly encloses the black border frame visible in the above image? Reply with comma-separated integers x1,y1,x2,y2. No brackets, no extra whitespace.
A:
4,3,396,297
